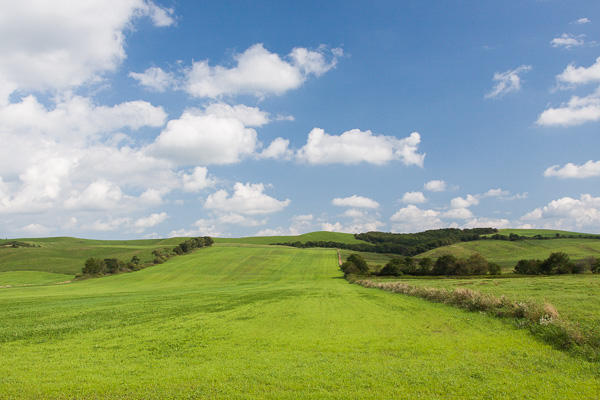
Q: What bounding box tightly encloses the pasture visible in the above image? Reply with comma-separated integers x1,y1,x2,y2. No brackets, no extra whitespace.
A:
1,244,599,399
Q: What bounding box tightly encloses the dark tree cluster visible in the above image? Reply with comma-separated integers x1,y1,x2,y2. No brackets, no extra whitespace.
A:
79,237,213,278
172,236,214,255
378,253,501,277
514,252,600,275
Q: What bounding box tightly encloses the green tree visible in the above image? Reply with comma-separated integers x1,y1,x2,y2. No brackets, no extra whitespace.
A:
82,257,106,275
433,254,457,275
540,252,574,275
346,254,369,274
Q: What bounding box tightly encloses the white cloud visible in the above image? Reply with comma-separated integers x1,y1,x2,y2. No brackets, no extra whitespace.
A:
146,106,259,165
485,65,532,99
389,205,444,233
551,33,586,49
450,195,479,209
19,223,54,236
424,180,446,192
443,208,474,220
258,138,293,160
169,219,224,238
536,87,600,126
321,221,384,234
203,103,270,127
0,0,172,102
520,194,600,232
460,217,512,229
544,160,600,179
401,191,427,204
65,180,125,211
556,57,600,86
255,214,314,236
129,67,176,92
296,129,425,166
216,213,267,227
332,195,380,209
138,1,176,27
204,182,290,215
575,18,591,24
132,212,169,233
482,188,510,198
180,167,217,192
183,43,341,99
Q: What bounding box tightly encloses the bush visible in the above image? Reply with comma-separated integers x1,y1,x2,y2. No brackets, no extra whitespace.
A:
346,254,369,274
340,261,361,277
81,257,106,275
592,258,600,274
488,262,502,275
540,252,574,275
514,259,541,275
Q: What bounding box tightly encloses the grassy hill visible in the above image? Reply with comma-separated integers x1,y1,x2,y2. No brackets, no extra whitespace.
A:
1,244,598,398
495,228,600,238
215,231,366,245
419,238,600,268
0,236,185,276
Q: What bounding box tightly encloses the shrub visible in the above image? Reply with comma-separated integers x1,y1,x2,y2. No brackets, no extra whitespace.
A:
592,258,600,274
82,257,106,275
346,254,369,274
514,259,541,275
488,262,502,275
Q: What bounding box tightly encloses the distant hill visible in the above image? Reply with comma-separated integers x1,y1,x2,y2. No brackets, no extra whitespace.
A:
215,231,367,245
0,236,186,275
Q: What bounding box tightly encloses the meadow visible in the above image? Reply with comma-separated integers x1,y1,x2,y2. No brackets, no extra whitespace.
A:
419,238,600,269
1,243,599,398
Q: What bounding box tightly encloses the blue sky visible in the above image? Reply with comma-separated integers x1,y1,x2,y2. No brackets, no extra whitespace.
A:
1,0,600,239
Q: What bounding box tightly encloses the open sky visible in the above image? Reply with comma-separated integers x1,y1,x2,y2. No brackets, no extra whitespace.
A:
1,0,600,239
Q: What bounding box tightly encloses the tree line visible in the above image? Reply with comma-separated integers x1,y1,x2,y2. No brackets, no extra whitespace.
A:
340,251,600,279
276,228,498,257
79,236,214,277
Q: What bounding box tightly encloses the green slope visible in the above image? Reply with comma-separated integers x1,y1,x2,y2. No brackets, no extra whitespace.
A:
419,238,600,268
0,236,185,275
0,244,598,398
214,231,366,245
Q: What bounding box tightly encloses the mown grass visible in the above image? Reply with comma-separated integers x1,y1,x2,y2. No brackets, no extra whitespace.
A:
0,237,185,275
0,271,72,286
419,238,600,268
0,244,599,398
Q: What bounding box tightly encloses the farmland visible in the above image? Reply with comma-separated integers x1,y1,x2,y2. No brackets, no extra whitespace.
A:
1,241,599,398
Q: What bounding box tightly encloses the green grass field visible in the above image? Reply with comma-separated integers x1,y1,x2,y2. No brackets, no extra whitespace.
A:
419,238,600,269
0,237,185,275
495,228,600,238
215,231,366,245
1,244,599,399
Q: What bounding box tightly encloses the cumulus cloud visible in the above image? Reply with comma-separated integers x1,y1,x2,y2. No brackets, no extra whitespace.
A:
575,18,591,24
332,195,380,209
169,219,224,238
183,43,341,99
424,180,446,192
257,138,294,160
180,167,217,192
544,160,600,178
450,195,479,209
536,87,600,126
255,214,315,236
146,106,260,165
390,205,443,233
556,57,600,87
129,67,176,92
485,65,532,99
401,191,427,204
204,182,290,215
551,33,586,49
19,223,54,236
132,212,169,233
296,129,425,166
0,0,173,102
520,194,600,232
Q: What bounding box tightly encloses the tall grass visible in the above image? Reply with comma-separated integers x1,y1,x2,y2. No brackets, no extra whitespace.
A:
357,279,600,361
